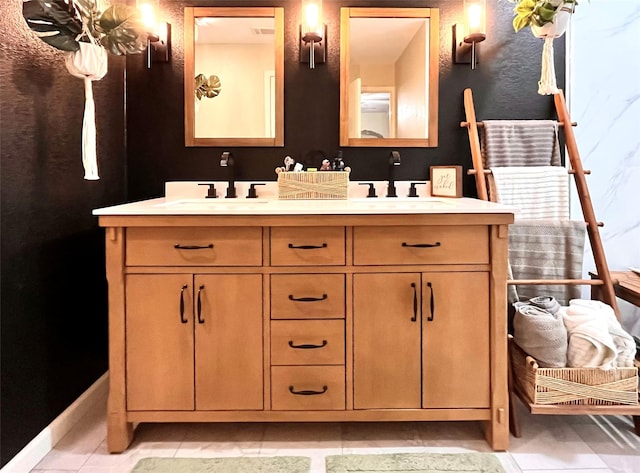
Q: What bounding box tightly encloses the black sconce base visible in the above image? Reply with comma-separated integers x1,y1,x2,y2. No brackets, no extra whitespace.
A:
453,24,473,65
150,22,171,63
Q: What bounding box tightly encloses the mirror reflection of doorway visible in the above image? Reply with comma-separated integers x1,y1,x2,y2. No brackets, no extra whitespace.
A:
360,87,396,138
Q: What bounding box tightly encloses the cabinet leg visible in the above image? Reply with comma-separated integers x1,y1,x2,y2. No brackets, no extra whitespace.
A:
107,413,133,453
633,416,640,436
482,411,509,451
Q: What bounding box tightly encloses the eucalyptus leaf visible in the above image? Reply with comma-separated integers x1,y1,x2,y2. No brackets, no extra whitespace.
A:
96,4,147,56
22,0,83,52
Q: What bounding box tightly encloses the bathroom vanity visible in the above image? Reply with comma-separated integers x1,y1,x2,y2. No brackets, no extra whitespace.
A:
93,186,514,452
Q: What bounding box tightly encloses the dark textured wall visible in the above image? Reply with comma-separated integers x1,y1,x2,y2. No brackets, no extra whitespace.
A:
0,1,126,465
126,0,564,201
0,0,564,466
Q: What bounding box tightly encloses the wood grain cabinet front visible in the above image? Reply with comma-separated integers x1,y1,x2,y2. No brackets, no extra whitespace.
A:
353,271,490,410
271,227,345,266
271,274,345,319
271,365,346,410
353,226,489,265
271,319,345,365
126,227,262,266
125,273,263,412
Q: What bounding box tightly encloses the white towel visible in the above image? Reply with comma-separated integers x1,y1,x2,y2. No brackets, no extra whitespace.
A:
568,300,636,368
562,300,618,368
489,166,569,220
481,120,561,168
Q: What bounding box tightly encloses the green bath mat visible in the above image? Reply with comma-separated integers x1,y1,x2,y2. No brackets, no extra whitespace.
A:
326,453,505,473
131,456,311,473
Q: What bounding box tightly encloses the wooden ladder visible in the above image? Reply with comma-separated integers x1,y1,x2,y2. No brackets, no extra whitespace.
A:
461,87,640,435
461,87,619,316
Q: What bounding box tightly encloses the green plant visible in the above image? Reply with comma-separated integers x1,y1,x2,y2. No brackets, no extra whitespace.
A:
22,0,147,55
509,0,577,32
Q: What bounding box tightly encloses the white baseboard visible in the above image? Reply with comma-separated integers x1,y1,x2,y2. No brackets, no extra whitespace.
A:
1,372,109,473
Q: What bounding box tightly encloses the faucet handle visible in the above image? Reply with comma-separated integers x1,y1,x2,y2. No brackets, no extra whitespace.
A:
358,182,377,198
247,183,266,199
198,183,217,199
408,182,427,198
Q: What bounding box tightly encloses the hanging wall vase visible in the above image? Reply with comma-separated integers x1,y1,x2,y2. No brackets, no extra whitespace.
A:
530,2,574,95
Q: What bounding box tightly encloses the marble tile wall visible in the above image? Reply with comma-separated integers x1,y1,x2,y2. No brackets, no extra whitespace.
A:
568,0,640,334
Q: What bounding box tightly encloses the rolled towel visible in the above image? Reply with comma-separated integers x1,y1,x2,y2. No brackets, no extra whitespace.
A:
568,300,636,368
513,302,568,367
562,300,618,369
528,295,561,315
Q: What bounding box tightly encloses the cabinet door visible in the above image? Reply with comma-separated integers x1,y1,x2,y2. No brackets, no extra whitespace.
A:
422,272,490,408
353,273,421,409
194,274,263,410
126,274,194,411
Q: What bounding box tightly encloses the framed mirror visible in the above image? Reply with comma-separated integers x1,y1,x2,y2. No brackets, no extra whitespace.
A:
184,7,284,147
340,8,439,147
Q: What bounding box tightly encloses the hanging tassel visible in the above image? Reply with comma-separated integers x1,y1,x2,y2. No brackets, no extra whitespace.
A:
538,36,560,95
82,77,99,180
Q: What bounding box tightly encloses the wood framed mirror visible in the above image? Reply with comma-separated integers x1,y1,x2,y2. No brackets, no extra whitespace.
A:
340,8,439,147
184,7,284,147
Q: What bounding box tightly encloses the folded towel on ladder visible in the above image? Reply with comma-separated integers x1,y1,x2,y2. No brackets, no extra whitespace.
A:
481,120,561,167
509,219,586,305
489,166,569,220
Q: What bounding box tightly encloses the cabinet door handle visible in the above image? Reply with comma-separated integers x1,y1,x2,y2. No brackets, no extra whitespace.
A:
411,282,417,322
179,284,188,324
402,241,441,248
288,243,328,250
197,285,205,324
174,243,214,250
288,294,328,302
288,385,328,396
426,282,435,321
288,340,328,349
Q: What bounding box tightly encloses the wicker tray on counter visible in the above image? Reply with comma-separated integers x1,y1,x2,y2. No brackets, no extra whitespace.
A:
277,171,349,200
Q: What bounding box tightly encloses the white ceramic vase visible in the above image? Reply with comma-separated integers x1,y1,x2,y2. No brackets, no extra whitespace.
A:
531,3,574,39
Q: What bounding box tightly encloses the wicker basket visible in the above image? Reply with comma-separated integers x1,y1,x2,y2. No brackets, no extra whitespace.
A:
510,339,639,406
277,171,349,200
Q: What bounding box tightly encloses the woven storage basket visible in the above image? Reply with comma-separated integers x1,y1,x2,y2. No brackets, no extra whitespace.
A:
277,171,349,200
510,339,639,406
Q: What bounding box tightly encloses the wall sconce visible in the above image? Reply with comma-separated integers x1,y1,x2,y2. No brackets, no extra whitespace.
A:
137,0,171,69
454,0,486,70
300,0,326,69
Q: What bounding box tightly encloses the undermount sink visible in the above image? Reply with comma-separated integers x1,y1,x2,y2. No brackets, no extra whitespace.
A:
156,198,270,207
348,197,456,208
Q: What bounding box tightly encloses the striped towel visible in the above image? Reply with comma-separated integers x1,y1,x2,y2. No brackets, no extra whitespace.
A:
481,120,561,167
509,220,586,305
488,166,569,220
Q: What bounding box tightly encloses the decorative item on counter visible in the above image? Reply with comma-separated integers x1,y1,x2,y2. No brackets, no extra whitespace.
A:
22,0,150,180
320,159,332,171
275,156,303,174
430,165,463,198
332,151,346,171
508,0,577,95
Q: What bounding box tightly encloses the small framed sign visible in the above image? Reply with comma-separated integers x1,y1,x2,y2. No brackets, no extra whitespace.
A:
430,165,463,198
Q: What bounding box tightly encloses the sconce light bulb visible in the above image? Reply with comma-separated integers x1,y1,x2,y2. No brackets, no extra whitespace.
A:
467,5,482,30
139,2,156,28
305,4,320,29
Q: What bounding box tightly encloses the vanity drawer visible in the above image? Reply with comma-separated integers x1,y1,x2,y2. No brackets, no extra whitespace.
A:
271,320,344,365
353,226,489,265
271,366,345,410
270,227,345,266
271,274,345,319
126,227,262,266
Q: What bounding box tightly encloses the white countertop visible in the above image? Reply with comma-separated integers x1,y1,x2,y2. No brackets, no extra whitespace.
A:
93,181,515,216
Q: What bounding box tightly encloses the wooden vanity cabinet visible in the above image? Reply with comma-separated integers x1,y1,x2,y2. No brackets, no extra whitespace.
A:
125,273,263,412
99,212,512,453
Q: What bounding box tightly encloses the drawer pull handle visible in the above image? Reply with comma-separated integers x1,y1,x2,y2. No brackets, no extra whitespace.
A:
411,282,417,322
179,284,188,324
288,340,328,349
288,243,328,250
288,294,328,302
289,385,328,396
402,241,441,248
197,285,205,324
427,282,435,321
174,244,214,250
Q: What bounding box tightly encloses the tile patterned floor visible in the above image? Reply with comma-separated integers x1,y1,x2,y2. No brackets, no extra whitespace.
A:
30,399,640,473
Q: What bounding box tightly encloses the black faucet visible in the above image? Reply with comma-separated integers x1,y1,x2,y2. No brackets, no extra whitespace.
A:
387,150,401,198
220,151,236,198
